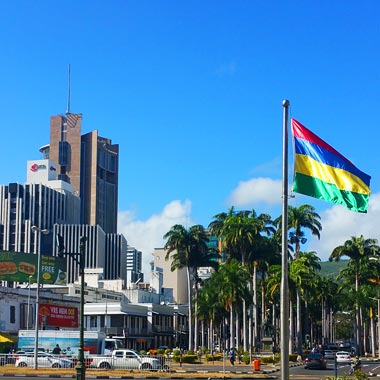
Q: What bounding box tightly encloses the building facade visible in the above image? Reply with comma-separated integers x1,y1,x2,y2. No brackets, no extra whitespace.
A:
126,246,143,287
53,224,127,283
152,248,188,305
46,114,119,234
0,179,80,258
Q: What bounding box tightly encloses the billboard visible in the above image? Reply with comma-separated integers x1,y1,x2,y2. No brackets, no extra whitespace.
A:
0,250,67,284
39,304,78,328
18,330,105,355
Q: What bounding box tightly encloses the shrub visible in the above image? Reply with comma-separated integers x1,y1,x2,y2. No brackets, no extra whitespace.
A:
326,370,369,380
242,352,250,364
260,355,273,364
205,353,223,362
171,354,197,363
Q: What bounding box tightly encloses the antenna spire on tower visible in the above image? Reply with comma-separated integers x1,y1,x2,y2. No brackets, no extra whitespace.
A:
66,64,71,114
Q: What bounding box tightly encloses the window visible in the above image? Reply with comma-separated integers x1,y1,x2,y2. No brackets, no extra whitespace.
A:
90,316,97,328
10,305,16,323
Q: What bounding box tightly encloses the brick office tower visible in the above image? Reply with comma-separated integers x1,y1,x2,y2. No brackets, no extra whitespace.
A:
46,113,119,234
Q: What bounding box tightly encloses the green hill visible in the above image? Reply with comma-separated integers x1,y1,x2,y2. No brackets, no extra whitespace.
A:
319,260,348,278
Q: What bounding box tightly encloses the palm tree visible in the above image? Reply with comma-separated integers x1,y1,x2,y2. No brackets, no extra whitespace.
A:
290,251,321,350
197,274,229,351
210,209,274,351
285,205,322,354
163,224,220,351
311,276,339,345
213,259,251,349
330,235,380,355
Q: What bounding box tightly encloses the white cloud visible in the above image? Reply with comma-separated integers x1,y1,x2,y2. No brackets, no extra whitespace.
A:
308,193,380,261
227,177,283,207
118,200,193,276
227,177,380,263
118,177,380,284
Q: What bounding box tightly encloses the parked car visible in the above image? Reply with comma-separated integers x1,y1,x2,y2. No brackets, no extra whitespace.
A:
336,351,351,363
89,349,162,370
304,353,327,370
15,352,73,368
324,350,337,360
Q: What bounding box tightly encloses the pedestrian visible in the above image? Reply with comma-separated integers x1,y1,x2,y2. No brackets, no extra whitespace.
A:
52,344,61,355
229,348,235,366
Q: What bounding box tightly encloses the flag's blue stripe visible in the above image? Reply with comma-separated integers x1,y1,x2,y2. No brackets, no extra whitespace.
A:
294,137,371,187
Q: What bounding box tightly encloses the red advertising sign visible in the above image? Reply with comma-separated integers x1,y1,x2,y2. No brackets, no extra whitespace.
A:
39,304,78,328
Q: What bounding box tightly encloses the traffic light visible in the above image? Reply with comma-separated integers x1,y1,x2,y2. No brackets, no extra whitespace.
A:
56,234,65,258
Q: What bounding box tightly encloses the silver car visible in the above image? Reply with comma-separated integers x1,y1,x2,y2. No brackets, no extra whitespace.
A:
324,350,337,360
15,352,73,368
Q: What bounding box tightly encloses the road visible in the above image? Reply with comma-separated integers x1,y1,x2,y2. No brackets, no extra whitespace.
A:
161,358,380,377
1,359,380,380
286,359,379,379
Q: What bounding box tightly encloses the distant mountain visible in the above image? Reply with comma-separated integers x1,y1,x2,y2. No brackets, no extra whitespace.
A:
319,260,348,278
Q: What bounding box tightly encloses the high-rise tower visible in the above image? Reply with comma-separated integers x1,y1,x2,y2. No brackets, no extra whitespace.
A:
45,114,119,233
81,131,119,234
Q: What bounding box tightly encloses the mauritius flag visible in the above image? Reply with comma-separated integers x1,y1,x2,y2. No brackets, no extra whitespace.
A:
291,118,371,213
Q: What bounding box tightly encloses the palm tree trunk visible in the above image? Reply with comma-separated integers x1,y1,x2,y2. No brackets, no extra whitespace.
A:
261,284,265,329
242,253,247,352
272,302,277,347
186,267,193,351
310,318,314,348
209,319,213,352
236,310,240,349
201,320,205,349
248,281,253,352
296,289,302,355
194,297,198,351
371,311,376,357
230,305,234,349
289,299,294,353
355,270,361,355
253,263,258,347
242,299,247,351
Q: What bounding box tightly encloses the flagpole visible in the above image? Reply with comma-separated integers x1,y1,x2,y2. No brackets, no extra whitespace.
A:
280,99,290,380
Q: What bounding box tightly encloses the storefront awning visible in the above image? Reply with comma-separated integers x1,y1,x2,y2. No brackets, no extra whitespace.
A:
0,332,16,343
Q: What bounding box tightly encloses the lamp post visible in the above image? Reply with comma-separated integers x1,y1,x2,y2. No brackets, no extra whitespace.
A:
56,234,87,380
31,225,49,370
76,236,87,380
27,275,32,330
280,100,290,380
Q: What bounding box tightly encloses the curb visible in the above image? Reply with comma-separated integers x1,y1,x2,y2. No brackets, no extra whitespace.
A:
0,377,278,379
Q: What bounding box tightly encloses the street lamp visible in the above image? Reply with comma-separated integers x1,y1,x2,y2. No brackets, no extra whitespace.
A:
56,234,87,380
31,225,49,370
77,236,87,380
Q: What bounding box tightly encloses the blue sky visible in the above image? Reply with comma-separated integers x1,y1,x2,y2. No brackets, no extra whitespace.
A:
1,1,380,275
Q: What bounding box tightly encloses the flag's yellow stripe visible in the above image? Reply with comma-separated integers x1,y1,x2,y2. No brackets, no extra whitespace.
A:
295,154,370,195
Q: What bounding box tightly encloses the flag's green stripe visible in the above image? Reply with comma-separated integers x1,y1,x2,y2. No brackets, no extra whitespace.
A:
293,173,369,213
295,154,370,195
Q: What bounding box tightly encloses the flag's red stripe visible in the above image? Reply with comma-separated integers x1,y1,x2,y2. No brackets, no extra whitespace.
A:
291,118,352,165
